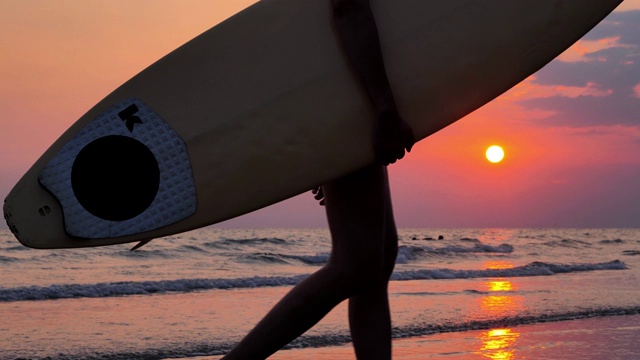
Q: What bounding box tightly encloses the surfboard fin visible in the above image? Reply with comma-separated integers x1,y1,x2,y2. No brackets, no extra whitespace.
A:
130,239,153,251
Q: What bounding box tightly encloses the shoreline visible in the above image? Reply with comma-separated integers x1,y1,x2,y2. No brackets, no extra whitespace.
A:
192,314,640,359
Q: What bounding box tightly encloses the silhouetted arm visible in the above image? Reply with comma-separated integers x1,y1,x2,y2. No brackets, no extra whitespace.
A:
331,0,415,165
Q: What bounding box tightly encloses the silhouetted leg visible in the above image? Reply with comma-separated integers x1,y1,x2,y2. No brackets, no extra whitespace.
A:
347,166,397,360
223,165,393,360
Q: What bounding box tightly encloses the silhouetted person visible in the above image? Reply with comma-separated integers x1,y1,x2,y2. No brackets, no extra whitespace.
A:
223,1,414,358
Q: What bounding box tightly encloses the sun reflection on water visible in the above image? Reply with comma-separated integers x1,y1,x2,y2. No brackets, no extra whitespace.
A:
477,328,521,359
488,280,513,292
484,260,516,270
474,261,524,359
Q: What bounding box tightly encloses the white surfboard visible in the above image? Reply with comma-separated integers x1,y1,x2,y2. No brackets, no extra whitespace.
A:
4,0,622,248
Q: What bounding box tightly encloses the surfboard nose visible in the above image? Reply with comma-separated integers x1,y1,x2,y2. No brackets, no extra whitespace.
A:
2,177,67,249
3,196,21,245
3,191,34,249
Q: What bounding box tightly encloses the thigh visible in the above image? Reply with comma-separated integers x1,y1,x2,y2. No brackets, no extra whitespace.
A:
322,165,395,268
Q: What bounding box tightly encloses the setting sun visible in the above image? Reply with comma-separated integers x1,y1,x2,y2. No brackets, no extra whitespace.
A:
486,145,505,163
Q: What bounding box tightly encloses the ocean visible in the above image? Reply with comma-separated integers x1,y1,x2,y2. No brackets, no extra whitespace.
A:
1,228,639,359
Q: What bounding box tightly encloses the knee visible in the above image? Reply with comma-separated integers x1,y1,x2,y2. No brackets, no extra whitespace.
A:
328,263,380,297
329,245,397,296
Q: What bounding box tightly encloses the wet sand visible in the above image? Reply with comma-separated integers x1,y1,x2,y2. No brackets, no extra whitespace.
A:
197,314,640,359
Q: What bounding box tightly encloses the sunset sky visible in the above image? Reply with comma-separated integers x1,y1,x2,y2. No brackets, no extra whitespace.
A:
1,1,639,229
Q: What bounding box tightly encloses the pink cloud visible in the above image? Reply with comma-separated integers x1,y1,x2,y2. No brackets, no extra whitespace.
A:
633,83,640,98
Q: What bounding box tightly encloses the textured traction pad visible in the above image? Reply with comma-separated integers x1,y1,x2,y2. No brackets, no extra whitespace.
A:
39,98,196,239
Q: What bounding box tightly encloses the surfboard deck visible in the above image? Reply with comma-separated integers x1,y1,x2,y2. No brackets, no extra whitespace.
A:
4,0,622,248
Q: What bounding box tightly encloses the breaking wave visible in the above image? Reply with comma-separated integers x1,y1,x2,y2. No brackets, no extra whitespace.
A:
0,260,626,302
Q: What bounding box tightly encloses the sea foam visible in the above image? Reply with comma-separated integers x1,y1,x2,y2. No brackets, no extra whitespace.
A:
0,260,625,302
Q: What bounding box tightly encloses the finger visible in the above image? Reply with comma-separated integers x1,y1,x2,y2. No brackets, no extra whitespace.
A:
383,152,392,165
405,136,415,152
390,148,403,163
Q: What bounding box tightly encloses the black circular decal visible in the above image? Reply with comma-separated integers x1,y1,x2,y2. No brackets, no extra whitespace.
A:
71,135,160,221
